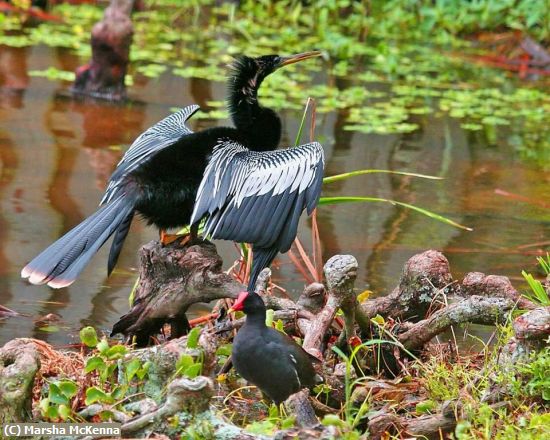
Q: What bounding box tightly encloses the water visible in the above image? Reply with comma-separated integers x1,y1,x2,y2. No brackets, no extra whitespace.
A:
0,45,548,346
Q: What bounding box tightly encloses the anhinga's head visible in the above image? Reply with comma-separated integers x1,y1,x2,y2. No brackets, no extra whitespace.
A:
228,51,321,149
230,51,321,97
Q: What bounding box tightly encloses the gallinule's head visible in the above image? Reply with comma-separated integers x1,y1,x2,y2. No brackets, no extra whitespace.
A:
228,290,264,315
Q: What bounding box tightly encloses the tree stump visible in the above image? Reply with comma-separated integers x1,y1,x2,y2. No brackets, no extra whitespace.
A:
111,240,243,346
72,0,134,100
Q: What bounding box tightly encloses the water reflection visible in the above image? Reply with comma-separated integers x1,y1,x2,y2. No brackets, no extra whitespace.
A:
0,45,548,345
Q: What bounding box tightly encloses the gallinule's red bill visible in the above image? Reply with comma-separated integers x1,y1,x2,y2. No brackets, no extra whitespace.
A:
229,291,320,404
22,51,322,288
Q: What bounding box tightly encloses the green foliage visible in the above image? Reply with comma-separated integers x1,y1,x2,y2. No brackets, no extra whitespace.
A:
79,326,99,348
29,67,76,81
39,326,151,421
455,404,550,440
521,254,550,306
522,271,550,306
186,327,201,349
40,380,78,421
415,399,436,414
323,169,442,184
181,415,217,440
175,353,202,378
80,334,150,408
244,404,295,435
537,254,550,275
319,196,472,231
421,358,479,402
39,327,151,421
518,347,550,401
41,326,205,424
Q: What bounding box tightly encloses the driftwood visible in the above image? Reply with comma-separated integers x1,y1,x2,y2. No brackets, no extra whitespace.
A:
107,243,536,434
302,255,358,358
513,306,550,341
461,271,535,309
72,0,134,100
121,374,338,439
121,376,214,434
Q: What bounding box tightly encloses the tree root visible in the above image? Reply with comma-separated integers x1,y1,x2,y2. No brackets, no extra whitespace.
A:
0,339,40,424
3,242,546,439
397,296,515,350
368,400,460,440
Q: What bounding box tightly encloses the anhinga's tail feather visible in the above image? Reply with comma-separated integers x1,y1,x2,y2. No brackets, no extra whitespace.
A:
248,246,279,292
107,210,135,276
21,194,137,288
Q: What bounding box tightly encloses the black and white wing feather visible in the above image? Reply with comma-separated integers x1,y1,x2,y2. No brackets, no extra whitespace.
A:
190,140,324,253
101,104,200,204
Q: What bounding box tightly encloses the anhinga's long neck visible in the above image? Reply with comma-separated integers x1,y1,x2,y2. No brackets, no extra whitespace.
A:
228,69,281,151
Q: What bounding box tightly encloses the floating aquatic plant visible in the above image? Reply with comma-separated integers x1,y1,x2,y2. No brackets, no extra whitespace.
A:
1,0,548,166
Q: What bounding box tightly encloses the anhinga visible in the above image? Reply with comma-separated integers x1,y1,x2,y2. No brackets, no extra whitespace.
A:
21,51,321,289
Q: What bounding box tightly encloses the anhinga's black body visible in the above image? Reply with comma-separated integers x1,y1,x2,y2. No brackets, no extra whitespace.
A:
230,291,319,404
22,52,321,288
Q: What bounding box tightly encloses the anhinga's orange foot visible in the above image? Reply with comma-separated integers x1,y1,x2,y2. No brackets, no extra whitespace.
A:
159,231,192,246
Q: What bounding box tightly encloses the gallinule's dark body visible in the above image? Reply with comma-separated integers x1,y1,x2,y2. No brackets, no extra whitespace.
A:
230,291,319,404
21,51,321,288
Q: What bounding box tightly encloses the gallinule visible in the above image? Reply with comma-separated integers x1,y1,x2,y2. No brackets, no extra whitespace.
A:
229,291,320,404
21,51,322,288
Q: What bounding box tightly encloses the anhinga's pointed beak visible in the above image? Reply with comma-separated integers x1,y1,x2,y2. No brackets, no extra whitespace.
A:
228,291,249,314
278,51,322,67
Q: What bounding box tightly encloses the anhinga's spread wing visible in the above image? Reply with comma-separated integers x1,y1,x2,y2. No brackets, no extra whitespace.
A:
101,104,200,204
190,140,325,253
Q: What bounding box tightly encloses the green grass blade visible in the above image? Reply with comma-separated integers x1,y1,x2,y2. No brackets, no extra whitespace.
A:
522,270,550,306
323,169,443,184
128,276,140,306
293,98,312,147
537,253,550,275
318,196,472,231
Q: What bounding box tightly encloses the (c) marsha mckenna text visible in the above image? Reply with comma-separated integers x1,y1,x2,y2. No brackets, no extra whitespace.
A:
2,423,121,437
